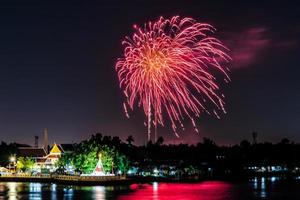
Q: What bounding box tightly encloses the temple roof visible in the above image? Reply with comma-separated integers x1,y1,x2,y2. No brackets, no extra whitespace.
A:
18,147,47,158
50,143,61,154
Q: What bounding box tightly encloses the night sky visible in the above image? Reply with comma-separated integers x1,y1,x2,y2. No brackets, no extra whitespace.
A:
0,0,299,146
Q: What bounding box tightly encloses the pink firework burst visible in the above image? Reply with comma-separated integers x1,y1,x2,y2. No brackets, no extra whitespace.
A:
116,16,231,140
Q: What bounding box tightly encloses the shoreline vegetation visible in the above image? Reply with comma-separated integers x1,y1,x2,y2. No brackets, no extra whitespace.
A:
1,133,300,184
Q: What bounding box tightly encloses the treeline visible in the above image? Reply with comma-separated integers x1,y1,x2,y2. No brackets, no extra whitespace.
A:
57,134,129,174
65,134,300,176
0,142,19,166
1,134,300,175
130,137,300,175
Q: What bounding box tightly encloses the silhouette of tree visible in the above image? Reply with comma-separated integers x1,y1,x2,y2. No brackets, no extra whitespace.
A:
112,136,122,147
202,137,216,146
156,137,164,146
240,140,251,148
280,138,290,145
126,135,134,146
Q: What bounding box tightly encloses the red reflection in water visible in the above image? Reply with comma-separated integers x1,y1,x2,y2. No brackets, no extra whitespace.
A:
118,181,232,200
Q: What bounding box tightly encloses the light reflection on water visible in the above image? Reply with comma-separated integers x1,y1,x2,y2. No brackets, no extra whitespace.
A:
29,182,42,200
0,178,299,200
7,182,18,200
93,186,105,200
51,184,57,200
119,181,233,200
63,187,74,200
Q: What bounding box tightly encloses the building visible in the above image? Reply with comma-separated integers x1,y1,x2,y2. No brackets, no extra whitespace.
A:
44,143,62,167
18,143,75,173
18,147,47,165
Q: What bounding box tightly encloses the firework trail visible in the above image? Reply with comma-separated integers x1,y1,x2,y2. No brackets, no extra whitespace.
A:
116,16,230,140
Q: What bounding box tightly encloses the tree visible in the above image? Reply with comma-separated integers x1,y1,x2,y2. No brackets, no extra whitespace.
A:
156,137,164,146
203,137,216,146
240,140,251,148
126,135,134,146
16,157,35,172
57,135,129,175
0,142,18,166
115,151,129,174
70,144,99,174
112,136,122,147
98,145,114,173
280,138,290,145
56,152,72,168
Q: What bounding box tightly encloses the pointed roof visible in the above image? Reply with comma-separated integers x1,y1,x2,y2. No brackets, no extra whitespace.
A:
93,159,105,175
50,143,61,154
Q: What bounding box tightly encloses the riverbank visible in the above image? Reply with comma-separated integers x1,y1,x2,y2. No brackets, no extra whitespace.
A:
0,174,213,185
0,174,130,185
1,173,299,186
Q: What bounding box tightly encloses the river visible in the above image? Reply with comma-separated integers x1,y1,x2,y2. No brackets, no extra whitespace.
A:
0,177,300,199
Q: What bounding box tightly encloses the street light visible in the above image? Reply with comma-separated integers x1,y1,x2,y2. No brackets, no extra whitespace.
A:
9,155,16,173
10,156,16,163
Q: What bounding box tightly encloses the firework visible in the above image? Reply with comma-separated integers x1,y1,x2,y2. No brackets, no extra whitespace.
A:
116,16,230,140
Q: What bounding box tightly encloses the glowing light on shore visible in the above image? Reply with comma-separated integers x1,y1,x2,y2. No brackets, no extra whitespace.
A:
116,16,230,140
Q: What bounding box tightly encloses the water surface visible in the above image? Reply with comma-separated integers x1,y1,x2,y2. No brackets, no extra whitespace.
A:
0,177,299,199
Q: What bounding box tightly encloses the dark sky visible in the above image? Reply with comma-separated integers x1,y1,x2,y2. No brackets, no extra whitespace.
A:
0,0,299,146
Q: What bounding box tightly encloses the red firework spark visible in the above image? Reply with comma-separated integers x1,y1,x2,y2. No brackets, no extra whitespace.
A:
116,16,230,139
